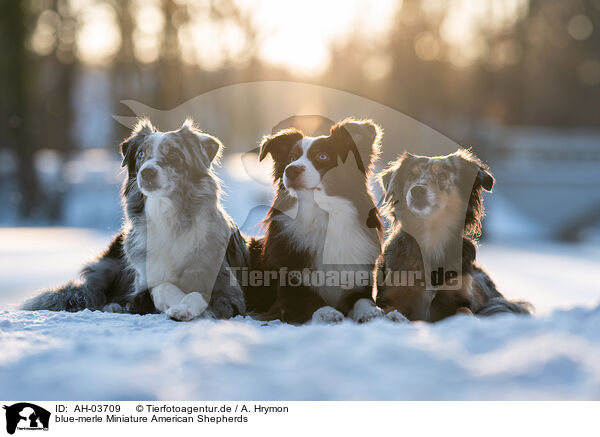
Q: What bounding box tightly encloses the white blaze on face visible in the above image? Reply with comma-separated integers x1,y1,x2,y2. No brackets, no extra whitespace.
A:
283,137,323,193
137,132,175,197
405,162,439,217
404,159,453,217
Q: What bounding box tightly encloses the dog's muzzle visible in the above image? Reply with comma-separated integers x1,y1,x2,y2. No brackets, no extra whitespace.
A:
407,185,435,215
284,164,306,189
139,167,159,191
409,186,429,209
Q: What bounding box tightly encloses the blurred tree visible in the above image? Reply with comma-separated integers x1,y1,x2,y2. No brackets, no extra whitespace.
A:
0,0,40,218
2,0,599,224
30,0,77,222
452,0,600,127
158,0,185,109
112,0,140,142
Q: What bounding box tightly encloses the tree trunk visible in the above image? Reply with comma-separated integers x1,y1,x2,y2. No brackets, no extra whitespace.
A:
0,0,39,218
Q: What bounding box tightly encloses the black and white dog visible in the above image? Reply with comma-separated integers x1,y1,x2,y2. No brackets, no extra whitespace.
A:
22,119,247,320
249,118,386,324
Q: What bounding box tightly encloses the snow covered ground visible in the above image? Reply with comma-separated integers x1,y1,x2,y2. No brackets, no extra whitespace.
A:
1,228,599,400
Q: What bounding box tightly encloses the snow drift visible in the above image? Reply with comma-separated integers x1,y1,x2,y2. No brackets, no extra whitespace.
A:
1,306,599,400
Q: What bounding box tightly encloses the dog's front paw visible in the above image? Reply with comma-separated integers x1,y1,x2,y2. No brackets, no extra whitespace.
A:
455,306,473,316
209,287,245,319
166,303,196,321
165,292,208,321
151,282,185,313
102,302,126,313
354,306,384,323
350,298,384,323
385,310,409,323
311,306,344,324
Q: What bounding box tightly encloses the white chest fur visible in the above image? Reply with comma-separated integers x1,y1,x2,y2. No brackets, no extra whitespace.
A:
278,191,380,307
143,197,228,295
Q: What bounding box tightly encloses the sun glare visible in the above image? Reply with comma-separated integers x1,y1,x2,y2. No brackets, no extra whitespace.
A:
75,2,121,65
441,0,527,67
133,0,164,64
42,0,527,73
239,0,399,76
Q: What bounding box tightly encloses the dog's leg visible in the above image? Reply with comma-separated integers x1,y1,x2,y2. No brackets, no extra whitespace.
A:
311,306,344,324
348,298,384,323
207,264,246,319
208,284,245,319
150,282,186,313
165,292,209,321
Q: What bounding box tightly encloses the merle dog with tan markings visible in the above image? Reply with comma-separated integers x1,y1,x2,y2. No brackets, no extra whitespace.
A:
376,149,532,322
22,119,247,320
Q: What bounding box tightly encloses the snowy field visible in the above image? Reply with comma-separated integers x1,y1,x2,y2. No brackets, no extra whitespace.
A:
1,228,600,400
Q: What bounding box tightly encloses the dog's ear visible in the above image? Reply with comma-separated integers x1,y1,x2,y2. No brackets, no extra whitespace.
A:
120,119,154,167
378,167,395,201
379,152,415,202
454,148,494,192
453,148,494,237
330,118,382,172
179,119,223,167
258,128,303,162
200,136,223,166
477,167,494,192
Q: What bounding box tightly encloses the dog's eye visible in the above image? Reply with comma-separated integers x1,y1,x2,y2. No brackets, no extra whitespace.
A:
138,150,145,159
318,153,328,161
438,172,449,182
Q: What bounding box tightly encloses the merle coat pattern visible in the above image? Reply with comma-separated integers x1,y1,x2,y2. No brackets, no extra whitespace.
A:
22,120,247,319
376,149,532,321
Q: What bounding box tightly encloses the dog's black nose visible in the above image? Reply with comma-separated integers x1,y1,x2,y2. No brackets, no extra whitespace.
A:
141,167,157,181
285,165,305,179
410,186,427,204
